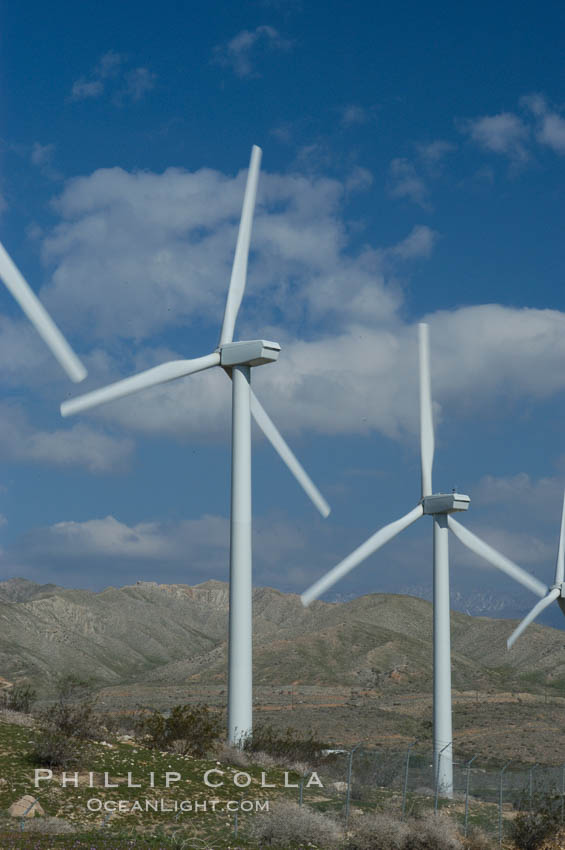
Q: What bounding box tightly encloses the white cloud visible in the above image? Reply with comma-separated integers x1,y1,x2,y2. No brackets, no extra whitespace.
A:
30,143,61,181
212,25,292,78
36,161,565,447
450,521,553,571
119,67,157,102
41,164,405,341
70,51,154,104
521,94,565,154
417,140,455,166
464,112,529,160
388,158,429,207
344,166,373,192
339,105,372,127
31,143,55,169
70,79,104,101
389,225,439,260
9,511,330,591
0,402,133,473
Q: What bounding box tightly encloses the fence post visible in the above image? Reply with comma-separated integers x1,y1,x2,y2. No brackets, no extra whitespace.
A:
401,742,415,821
345,743,362,832
299,770,312,807
464,755,478,837
435,743,450,813
529,763,538,811
499,760,512,847
561,762,565,824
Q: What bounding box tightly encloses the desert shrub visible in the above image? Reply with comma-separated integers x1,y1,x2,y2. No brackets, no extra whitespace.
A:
348,812,410,850
31,729,85,768
507,799,561,850
137,703,222,758
3,682,37,714
248,799,342,848
404,813,462,850
30,673,99,768
216,742,251,768
463,827,494,850
353,749,403,791
243,723,326,764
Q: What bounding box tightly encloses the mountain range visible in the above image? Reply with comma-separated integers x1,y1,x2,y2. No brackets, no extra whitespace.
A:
0,577,564,705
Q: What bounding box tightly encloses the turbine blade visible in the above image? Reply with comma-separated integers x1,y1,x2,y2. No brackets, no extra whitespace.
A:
219,145,262,346
447,516,548,598
555,489,565,585
61,352,220,417
250,391,330,518
418,323,434,498
301,504,424,606
507,587,561,649
0,242,87,383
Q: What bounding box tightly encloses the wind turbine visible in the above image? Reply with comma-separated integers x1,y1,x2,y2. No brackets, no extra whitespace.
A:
0,242,86,383
507,491,564,649
59,145,330,745
301,322,546,796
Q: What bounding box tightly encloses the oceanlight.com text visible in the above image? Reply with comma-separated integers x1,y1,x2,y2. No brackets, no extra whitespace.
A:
86,797,269,814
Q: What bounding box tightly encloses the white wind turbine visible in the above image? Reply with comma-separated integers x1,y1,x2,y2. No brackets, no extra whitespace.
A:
0,242,86,383
301,322,546,796
507,490,565,649
60,145,330,745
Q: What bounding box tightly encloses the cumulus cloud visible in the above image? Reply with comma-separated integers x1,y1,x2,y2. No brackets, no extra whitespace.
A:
8,510,336,590
0,402,133,473
463,112,529,160
521,94,565,154
388,158,429,207
339,105,373,127
344,166,373,192
417,140,455,167
70,51,155,104
118,67,157,103
41,164,405,341
212,25,292,78
70,51,124,101
388,225,439,260
32,158,565,448
30,143,61,180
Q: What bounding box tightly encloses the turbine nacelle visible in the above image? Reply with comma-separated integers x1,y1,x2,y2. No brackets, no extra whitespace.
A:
422,493,470,515
220,340,280,368
59,146,331,746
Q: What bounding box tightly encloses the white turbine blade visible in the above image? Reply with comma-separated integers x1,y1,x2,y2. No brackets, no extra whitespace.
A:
507,587,561,649
447,516,548,598
555,489,565,584
219,145,262,346
250,390,330,518
0,242,87,383
61,352,220,417
418,323,434,498
301,504,423,606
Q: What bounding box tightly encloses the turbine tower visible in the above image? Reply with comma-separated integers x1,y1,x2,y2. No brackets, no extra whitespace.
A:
507,490,564,648
0,243,86,383
60,145,330,745
301,322,545,796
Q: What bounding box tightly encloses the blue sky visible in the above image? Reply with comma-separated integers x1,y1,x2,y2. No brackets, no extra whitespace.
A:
2,0,565,626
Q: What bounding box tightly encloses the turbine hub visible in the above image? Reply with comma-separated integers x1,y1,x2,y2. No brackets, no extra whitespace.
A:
220,339,280,368
422,493,470,515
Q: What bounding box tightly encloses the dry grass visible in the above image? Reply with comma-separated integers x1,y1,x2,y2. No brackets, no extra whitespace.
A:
0,709,35,727
248,798,342,847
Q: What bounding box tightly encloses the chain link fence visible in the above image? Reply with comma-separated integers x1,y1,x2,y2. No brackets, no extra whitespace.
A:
295,745,565,844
